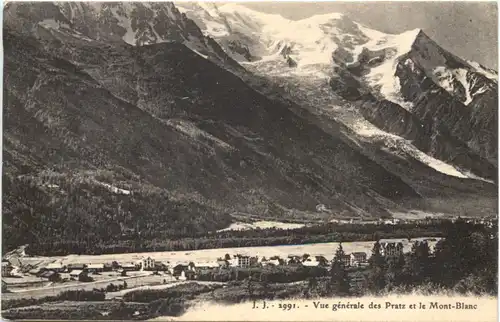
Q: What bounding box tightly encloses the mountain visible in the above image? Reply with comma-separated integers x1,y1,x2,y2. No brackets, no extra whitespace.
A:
2,2,497,253
179,3,498,181
3,2,243,72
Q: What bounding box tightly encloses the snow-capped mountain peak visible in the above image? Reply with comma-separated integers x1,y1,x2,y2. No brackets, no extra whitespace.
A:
179,2,497,182
180,3,497,109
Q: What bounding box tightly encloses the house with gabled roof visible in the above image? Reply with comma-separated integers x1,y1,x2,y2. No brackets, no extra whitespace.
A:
350,252,367,267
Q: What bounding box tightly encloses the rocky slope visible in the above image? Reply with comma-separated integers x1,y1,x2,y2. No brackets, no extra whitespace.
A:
2,2,497,252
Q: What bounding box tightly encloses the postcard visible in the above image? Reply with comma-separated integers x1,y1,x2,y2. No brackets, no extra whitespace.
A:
2,1,497,321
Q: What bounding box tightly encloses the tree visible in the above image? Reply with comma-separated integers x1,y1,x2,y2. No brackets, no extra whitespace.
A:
385,253,405,290
304,275,319,298
224,253,231,261
403,241,431,287
328,243,351,296
260,273,271,299
432,219,474,287
246,276,255,300
367,240,386,294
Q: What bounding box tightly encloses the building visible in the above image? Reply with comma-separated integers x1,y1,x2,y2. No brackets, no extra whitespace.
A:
350,252,367,267
178,270,187,281
68,263,87,272
154,262,169,271
172,264,187,277
286,255,302,265
141,257,156,271
302,258,320,267
172,264,196,280
69,270,87,279
231,255,255,268
314,256,328,266
262,258,281,267
121,262,140,271
340,254,351,267
237,255,250,267
39,270,61,282
381,242,404,257
46,262,66,273
2,261,13,277
195,262,220,271
87,263,104,274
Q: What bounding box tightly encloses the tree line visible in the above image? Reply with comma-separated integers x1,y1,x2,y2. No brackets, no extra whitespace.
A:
310,218,497,297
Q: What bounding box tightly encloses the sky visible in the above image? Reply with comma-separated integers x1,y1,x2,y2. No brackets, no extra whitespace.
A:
242,2,498,69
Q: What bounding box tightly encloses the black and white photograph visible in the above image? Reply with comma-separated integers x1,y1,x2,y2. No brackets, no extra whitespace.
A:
1,1,498,321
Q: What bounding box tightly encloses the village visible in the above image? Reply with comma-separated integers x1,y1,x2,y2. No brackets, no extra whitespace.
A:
2,240,419,297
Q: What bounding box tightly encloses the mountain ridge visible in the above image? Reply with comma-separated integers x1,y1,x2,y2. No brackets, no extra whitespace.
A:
2,2,497,253
179,2,497,181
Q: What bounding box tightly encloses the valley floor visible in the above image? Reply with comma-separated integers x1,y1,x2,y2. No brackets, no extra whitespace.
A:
13,237,439,270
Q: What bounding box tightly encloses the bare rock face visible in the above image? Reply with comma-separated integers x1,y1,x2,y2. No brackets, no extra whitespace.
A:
3,2,243,72
326,29,497,181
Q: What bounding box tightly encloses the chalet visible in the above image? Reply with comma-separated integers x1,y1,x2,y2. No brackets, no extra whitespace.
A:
381,242,404,257
2,261,13,277
87,264,104,274
141,257,156,271
172,263,195,276
350,252,367,267
69,270,87,279
154,262,169,271
39,270,61,282
46,262,66,273
172,264,187,276
172,264,196,280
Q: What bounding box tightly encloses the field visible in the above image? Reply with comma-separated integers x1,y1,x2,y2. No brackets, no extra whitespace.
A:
3,237,440,302
217,221,307,232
